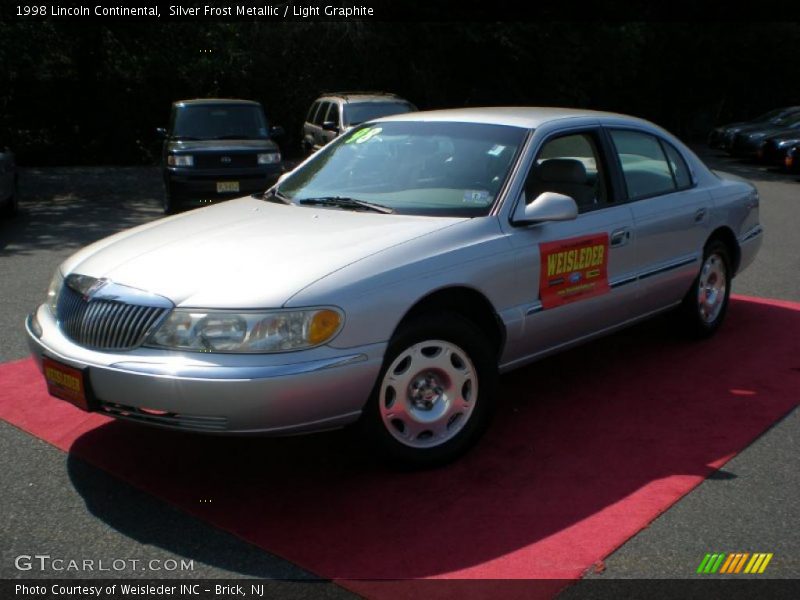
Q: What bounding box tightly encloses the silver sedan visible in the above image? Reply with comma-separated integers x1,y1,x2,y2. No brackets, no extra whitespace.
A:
26,108,763,466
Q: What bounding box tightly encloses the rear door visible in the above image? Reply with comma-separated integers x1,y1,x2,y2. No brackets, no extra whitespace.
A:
606,128,710,314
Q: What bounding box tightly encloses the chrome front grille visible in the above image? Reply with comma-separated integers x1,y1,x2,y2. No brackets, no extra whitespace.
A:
56,276,171,350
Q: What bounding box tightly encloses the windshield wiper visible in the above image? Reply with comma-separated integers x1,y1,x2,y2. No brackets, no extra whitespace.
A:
297,196,394,214
171,135,200,140
257,188,291,204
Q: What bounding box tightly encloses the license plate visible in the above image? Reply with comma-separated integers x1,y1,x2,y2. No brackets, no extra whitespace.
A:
42,357,93,411
216,181,239,193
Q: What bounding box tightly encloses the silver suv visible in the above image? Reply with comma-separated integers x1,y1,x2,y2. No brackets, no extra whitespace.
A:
301,91,416,154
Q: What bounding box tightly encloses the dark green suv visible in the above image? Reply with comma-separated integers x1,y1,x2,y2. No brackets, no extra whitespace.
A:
158,99,285,214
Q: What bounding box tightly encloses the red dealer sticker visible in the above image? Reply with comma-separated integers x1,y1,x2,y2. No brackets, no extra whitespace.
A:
539,233,610,308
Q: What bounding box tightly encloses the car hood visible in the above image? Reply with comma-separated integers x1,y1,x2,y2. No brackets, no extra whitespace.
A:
168,139,279,153
719,121,748,132
62,197,465,308
733,122,782,136
742,125,800,139
765,130,800,144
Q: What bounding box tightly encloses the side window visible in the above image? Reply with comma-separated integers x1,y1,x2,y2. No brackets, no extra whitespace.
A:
609,130,676,200
525,131,608,212
326,103,340,126
306,101,320,123
662,142,692,189
313,102,330,126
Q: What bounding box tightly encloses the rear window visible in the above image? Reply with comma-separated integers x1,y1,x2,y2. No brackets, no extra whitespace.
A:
306,101,320,122
326,103,340,125
312,102,330,126
609,129,676,200
662,142,692,190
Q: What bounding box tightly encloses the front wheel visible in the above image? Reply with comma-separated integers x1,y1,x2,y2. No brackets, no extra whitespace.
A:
680,240,732,337
361,313,496,468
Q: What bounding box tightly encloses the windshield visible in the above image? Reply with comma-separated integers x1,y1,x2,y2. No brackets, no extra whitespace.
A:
755,108,788,121
342,102,415,126
171,104,269,140
277,121,527,217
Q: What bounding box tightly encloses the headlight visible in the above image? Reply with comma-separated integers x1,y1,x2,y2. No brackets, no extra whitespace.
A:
146,308,342,353
257,152,281,164
167,155,194,167
46,269,64,315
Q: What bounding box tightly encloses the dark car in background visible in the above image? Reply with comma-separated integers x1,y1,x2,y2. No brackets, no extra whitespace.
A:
301,92,416,154
730,114,800,159
158,99,285,214
785,145,800,173
757,130,800,166
708,106,800,151
0,144,18,217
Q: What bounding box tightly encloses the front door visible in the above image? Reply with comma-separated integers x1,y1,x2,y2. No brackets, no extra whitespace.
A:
507,129,639,361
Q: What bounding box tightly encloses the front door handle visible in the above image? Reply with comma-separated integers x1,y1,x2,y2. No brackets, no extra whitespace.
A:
694,208,708,223
610,228,631,247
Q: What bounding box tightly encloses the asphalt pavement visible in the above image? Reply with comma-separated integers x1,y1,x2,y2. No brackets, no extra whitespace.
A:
0,149,797,593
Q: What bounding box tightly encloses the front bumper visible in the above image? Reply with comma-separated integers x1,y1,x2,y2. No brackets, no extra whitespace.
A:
730,137,763,157
165,165,283,203
26,304,385,435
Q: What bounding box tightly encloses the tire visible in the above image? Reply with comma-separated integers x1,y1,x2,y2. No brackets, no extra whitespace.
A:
163,186,177,215
679,239,732,338
361,312,497,468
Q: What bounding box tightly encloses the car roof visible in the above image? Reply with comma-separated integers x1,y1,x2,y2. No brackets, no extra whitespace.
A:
375,106,639,129
172,98,262,107
318,91,408,103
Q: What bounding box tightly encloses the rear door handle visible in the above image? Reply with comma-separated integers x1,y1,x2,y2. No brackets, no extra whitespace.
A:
694,208,708,223
610,228,631,247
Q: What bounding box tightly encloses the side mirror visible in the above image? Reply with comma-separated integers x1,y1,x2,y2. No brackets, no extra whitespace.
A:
322,121,340,133
270,125,286,138
156,127,168,139
512,191,578,225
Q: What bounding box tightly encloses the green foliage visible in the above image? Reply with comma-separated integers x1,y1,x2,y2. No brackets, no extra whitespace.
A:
1,21,798,165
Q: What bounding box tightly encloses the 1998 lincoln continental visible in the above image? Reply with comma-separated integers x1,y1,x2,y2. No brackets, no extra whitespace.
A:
27,108,763,466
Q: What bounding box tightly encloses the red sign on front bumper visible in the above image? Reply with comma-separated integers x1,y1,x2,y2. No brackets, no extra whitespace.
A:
42,357,91,411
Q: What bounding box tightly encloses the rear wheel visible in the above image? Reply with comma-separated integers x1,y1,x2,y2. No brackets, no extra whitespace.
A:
362,313,496,468
680,240,732,337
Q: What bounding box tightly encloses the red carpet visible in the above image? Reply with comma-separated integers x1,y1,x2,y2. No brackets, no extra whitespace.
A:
1,296,798,597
